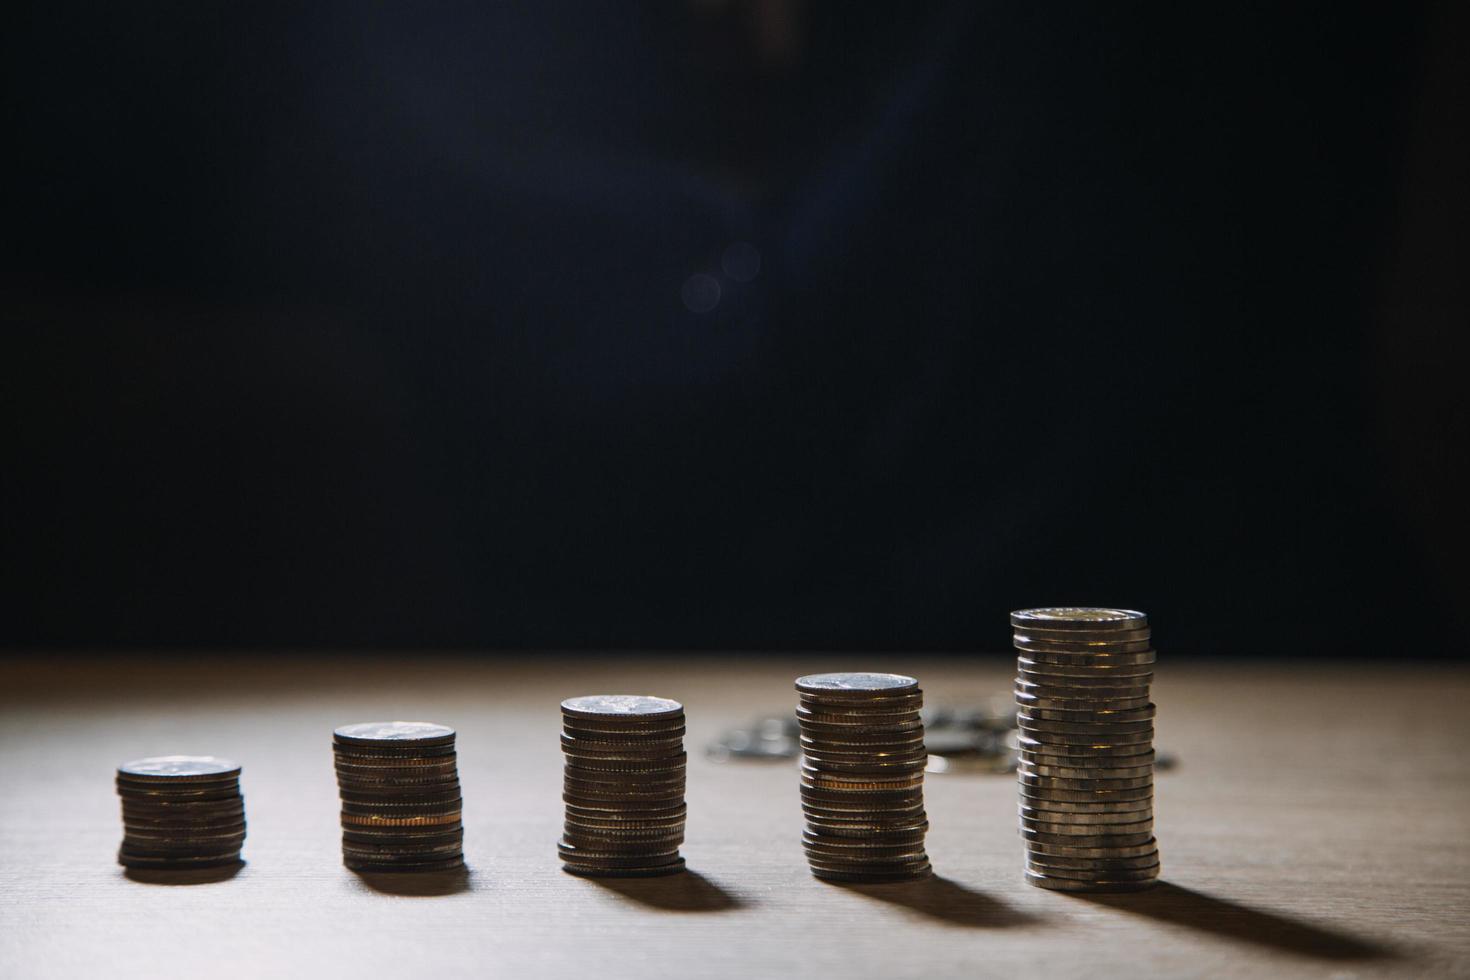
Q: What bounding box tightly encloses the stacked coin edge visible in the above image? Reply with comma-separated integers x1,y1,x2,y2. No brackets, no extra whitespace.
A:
333,721,465,873
559,695,688,877
116,755,246,870
1012,607,1160,892
796,672,932,883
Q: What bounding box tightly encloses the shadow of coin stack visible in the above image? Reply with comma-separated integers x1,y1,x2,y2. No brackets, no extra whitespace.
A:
115,755,246,870
796,672,932,883
559,695,688,877
1012,607,1160,891
333,721,465,873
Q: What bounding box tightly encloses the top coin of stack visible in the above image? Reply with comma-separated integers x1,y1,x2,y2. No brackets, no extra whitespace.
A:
332,721,465,873
1011,607,1160,892
559,695,688,877
796,672,931,883
116,755,246,870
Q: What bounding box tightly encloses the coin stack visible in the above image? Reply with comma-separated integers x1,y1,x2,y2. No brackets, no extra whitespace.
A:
333,721,465,873
559,695,687,877
1012,607,1159,892
115,756,246,870
796,672,931,883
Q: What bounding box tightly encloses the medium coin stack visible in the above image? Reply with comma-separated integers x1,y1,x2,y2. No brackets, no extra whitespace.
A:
1012,607,1160,892
559,695,687,877
333,721,465,872
115,755,245,870
796,672,931,883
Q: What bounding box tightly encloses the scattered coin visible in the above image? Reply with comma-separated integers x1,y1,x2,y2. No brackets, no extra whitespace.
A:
116,756,245,870
333,721,463,872
560,695,687,877
1012,608,1161,892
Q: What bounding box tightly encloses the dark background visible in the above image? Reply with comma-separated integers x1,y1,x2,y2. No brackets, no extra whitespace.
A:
3,3,1465,654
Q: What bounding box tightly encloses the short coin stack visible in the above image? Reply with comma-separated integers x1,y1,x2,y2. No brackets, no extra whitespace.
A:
796,672,931,883
1012,607,1159,891
559,695,687,877
115,756,246,870
333,721,465,873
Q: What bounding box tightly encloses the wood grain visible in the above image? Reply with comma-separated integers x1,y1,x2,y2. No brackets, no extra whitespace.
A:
2,654,1467,979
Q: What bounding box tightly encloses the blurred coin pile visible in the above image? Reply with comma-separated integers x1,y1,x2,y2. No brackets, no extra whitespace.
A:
116,755,245,870
1012,608,1160,891
796,672,931,882
559,695,688,877
333,721,465,872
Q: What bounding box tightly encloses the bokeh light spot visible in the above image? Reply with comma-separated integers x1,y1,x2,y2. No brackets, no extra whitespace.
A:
721,242,761,283
681,273,721,313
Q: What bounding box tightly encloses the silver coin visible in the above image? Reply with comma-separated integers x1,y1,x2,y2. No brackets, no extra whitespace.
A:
1017,735,1155,756
799,692,925,712
1025,848,1160,870
1018,715,1154,736
118,756,241,781
799,740,928,758
1015,680,1152,699
1010,608,1148,630
1018,709,1154,729
333,722,455,745
1015,671,1154,690
1019,791,1152,811
797,716,923,735
558,839,681,860
1017,658,1155,678
1014,635,1155,655
800,769,924,791
561,695,684,721
801,803,928,821
796,703,922,722
1024,850,1160,871
1019,759,1154,780
562,858,687,878
795,672,919,696
1014,680,1152,699
809,866,933,884
1020,649,1157,667
1018,773,1154,793
1012,624,1150,644
1017,703,1157,723
801,798,926,816
802,834,928,854
118,851,243,868
1018,804,1152,825
1015,693,1152,713
1019,785,1154,804
1017,758,1152,781
1024,868,1157,892
1021,832,1157,854
1020,815,1154,836
1025,861,1160,882
1026,852,1159,873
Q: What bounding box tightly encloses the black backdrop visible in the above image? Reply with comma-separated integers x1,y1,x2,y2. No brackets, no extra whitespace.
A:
4,3,1464,654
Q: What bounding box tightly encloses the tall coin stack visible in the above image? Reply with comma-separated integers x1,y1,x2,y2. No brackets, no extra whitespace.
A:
116,756,245,870
559,695,688,877
1012,608,1159,891
333,721,465,873
796,672,931,883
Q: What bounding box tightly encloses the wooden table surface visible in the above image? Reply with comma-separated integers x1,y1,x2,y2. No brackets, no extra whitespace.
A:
2,654,1467,979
